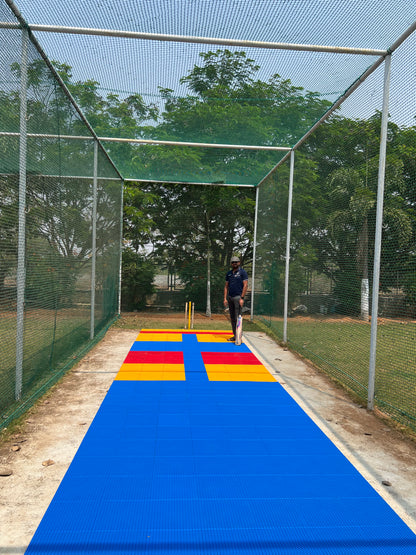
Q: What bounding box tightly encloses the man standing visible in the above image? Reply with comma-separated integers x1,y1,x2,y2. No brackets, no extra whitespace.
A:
224,256,248,342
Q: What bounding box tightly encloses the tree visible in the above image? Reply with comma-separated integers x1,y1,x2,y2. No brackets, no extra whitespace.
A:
124,48,333,314
53,62,159,179
254,154,321,315
308,114,414,316
149,49,333,186
2,59,159,309
326,167,375,319
137,182,255,313
121,248,155,311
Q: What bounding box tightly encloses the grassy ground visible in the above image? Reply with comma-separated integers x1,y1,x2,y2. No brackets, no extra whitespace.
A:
259,315,416,431
113,310,262,332
0,309,103,418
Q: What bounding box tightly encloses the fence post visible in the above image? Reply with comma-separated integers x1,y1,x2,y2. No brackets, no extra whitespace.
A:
117,180,124,315
15,28,29,401
368,54,392,410
250,186,259,321
283,150,295,344
90,141,98,339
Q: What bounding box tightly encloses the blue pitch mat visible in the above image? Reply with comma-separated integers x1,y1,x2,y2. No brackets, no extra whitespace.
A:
26,333,416,554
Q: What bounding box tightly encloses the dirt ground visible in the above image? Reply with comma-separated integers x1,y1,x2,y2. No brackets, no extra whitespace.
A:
1,315,416,554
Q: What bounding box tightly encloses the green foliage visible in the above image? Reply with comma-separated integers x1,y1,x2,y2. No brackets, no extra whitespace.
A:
132,182,255,313
3,51,415,321
150,49,333,184
123,183,157,251
25,238,77,308
179,261,226,312
180,50,260,95
304,114,415,314
402,255,416,315
332,266,361,316
121,248,156,311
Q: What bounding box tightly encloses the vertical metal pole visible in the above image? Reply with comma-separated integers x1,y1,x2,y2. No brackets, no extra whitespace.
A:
117,179,124,315
368,55,391,410
206,247,211,318
15,28,29,401
250,186,260,321
283,150,295,343
90,141,98,340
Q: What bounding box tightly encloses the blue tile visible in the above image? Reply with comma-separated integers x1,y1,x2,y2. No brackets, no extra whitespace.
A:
26,333,416,555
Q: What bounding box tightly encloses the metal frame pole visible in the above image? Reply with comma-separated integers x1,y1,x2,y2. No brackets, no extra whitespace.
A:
90,141,98,340
250,186,260,321
0,132,291,152
117,180,124,315
15,28,28,400
283,150,295,344
368,54,392,410
11,22,386,56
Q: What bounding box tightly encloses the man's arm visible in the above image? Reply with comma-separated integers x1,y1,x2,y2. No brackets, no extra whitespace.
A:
224,281,229,306
239,280,248,306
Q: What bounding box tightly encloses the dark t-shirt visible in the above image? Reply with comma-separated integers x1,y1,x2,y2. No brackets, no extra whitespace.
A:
226,267,248,297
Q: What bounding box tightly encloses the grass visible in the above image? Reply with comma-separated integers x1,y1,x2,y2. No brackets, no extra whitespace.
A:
260,315,416,431
0,309,114,423
113,310,262,332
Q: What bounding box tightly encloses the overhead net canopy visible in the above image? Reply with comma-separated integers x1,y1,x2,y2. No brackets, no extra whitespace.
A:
2,0,415,185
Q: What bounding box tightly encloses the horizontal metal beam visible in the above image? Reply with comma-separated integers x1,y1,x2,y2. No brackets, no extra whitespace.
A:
0,132,291,151
0,172,252,187
100,137,290,151
0,172,121,181
0,22,387,56
124,178,255,188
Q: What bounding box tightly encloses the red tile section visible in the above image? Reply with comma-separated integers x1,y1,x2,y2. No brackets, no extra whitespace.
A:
139,330,231,335
123,351,184,364
201,352,262,365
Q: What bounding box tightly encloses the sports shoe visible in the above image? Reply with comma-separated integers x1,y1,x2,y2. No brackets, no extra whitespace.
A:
227,336,235,342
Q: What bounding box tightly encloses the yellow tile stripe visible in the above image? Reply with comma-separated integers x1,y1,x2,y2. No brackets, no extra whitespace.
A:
119,363,185,373
196,333,233,343
115,371,185,381
207,372,276,382
135,333,183,342
116,363,186,381
205,363,275,382
204,363,265,374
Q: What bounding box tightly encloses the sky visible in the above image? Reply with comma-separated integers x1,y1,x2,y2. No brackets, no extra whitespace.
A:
3,1,415,127
1,0,415,183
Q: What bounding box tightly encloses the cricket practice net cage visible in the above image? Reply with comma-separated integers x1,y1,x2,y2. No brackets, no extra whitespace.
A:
1,0,416,432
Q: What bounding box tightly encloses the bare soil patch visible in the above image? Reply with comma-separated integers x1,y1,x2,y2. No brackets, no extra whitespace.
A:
0,329,137,554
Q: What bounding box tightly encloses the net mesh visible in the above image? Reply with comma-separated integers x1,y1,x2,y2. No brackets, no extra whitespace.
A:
1,0,416,433
5,0,415,184
255,48,416,430
0,1,122,426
